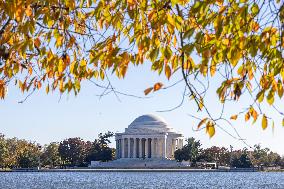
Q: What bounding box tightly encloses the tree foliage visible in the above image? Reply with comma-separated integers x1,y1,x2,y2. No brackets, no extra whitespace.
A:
231,149,253,168
174,137,284,168
41,142,61,167
174,137,202,162
58,137,89,166
86,131,115,162
0,0,283,137
198,146,230,166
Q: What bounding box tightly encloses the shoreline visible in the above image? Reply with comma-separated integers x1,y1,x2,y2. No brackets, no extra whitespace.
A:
0,168,263,172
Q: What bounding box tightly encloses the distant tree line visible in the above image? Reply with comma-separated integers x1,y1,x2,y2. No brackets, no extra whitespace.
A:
0,132,115,169
174,138,284,169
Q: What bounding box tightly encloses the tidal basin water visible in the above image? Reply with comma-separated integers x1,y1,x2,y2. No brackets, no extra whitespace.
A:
0,172,283,189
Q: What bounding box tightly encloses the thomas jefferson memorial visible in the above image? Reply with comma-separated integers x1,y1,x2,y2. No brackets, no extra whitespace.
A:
115,114,184,159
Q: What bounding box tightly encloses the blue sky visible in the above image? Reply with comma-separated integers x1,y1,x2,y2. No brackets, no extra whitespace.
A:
0,61,284,155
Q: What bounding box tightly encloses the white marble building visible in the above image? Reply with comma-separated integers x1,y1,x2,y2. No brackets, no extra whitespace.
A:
115,114,183,159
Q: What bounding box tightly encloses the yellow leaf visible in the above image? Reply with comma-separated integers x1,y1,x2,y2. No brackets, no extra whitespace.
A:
100,69,105,80
230,115,238,120
216,0,223,6
120,66,128,78
167,14,175,27
144,87,153,95
165,65,171,80
127,0,135,6
222,38,229,46
58,59,65,73
262,114,268,130
153,82,163,91
206,122,215,138
46,85,49,94
197,118,208,129
173,36,177,48
282,118,284,127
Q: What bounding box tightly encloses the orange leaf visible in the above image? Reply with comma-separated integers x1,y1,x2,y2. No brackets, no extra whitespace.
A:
144,87,153,95
245,112,250,122
37,81,42,89
28,67,33,76
153,82,163,91
25,5,33,17
34,38,41,48
230,115,238,120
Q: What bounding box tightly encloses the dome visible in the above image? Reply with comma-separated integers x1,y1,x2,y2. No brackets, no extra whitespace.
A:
128,114,169,129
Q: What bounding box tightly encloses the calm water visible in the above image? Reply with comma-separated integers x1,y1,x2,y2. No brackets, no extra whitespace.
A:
0,172,283,189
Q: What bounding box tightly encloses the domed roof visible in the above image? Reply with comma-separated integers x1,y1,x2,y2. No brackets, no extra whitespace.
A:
128,114,168,129
121,114,182,135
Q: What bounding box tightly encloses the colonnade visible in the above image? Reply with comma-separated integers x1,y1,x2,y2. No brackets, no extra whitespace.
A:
116,137,183,159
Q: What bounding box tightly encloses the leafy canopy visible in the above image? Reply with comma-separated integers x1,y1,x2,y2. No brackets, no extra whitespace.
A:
0,0,283,137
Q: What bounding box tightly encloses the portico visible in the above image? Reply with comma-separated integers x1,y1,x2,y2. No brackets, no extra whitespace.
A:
115,114,183,159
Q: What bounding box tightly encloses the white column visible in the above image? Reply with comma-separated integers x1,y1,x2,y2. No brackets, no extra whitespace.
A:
128,138,131,158
162,136,166,158
156,138,161,158
134,138,137,158
121,138,125,158
115,140,119,159
145,138,149,158
151,138,155,158
139,138,143,158
172,139,176,157
179,139,183,149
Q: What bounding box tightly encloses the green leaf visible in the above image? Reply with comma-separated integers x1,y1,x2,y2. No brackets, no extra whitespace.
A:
251,3,259,16
183,28,195,40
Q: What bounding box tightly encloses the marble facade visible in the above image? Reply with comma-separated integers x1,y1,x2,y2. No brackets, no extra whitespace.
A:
115,114,183,159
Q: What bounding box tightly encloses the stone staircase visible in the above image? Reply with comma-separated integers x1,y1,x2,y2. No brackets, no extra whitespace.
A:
90,158,185,168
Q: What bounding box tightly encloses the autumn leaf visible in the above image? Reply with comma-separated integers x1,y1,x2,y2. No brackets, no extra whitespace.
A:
37,81,42,89
210,63,216,77
46,85,49,94
206,121,215,138
197,118,208,129
165,65,171,80
153,82,163,91
251,109,258,122
34,38,41,48
230,115,238,120
262,114,268,130
144,87,153,95
25,5,33,17
28,67,33,76
245,112,250,122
